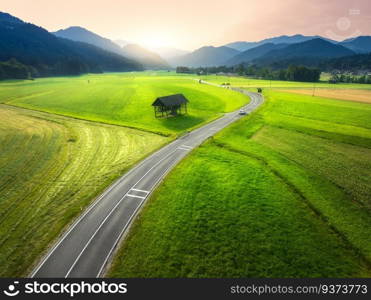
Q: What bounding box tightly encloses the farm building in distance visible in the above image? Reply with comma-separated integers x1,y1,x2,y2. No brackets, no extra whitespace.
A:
152,94,188,118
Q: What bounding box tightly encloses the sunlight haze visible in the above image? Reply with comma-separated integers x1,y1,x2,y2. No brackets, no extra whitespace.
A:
1,0,370,50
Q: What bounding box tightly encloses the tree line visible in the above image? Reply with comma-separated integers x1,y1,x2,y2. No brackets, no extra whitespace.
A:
0,58,103,81
319,53,371,72
329,73,371,84
0,59,36,80
177,64,321,82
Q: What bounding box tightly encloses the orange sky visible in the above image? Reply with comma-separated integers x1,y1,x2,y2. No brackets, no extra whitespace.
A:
1,0,370,50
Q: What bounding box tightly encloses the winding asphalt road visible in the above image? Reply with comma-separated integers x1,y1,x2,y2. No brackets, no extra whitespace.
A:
31,84,264,278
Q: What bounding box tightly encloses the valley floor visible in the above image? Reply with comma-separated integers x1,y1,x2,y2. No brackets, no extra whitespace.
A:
0,72,250,136
0,72,251,276
0,73,370,277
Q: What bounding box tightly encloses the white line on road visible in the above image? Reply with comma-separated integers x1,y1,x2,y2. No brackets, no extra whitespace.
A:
130,188,149,194
126,194,146,199
177,147,191,151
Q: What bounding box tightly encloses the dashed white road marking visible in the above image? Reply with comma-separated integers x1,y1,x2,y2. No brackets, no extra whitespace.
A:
130,188,149,194
126,194,146,199
177,147,191,151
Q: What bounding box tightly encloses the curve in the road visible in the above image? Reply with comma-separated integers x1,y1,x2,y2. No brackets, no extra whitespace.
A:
31,84,264,278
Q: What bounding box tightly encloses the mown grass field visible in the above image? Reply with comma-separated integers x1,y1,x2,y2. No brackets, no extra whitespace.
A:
0,72,250,136
0,104,169,277
109,88,371,277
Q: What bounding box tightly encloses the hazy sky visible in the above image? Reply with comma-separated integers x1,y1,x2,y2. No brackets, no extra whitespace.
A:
1,0,370,50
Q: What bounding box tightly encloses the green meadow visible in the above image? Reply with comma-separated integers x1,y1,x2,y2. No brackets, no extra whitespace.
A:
1,72,370,277
109,88,371,277
0,72,250,136
199,74,371,90
0,72,251,276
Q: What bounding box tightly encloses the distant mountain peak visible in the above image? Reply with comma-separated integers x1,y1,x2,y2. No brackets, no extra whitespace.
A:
169,45,239,67
225,34,336,52
304,37,329,44
61,26,86,30
226,42,289,66
0,12,143,77
54,26,107,40
121,43,170,69
194,45,238,52
53,26,169,69
150,46,190,60
340,35,371,53
53,26,125,56
54,26,100,36
251,38,355,67
0,11,24,24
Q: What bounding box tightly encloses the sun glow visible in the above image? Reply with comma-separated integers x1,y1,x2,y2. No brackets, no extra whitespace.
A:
138,33,174,49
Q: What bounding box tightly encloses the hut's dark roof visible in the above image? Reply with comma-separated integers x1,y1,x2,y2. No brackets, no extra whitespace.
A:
152,94,188,107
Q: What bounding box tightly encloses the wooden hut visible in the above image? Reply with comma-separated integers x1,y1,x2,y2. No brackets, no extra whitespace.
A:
152,94,188,118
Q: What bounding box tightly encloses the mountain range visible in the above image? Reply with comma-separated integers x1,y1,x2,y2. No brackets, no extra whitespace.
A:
252,38,355,65
168,46,239,67
225,34,327,52
0,12,143,76
54,26,169,69
151,47,190,61
171,35,371,68
1,10,371,79
339,36,371,54
226,43,289,66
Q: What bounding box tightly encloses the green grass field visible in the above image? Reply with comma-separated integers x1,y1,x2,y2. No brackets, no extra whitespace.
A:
0,72,250,136
199,74,371,90
109,88,371,277
1,72,370,277
0,72,252,277
0,104,168,276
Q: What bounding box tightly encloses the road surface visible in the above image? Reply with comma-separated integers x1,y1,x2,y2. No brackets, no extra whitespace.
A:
31,86,264,278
